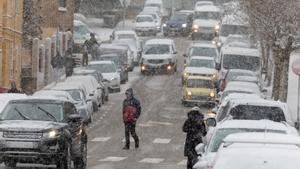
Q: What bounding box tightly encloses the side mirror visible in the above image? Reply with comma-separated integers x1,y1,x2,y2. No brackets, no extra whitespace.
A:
67,114,82,124
215,63,221,71
195,143,205,155
183,54,188,57
173,51,178,54
89,93,94,97
261,88,268,93
206,118,217,127
86,99,92,103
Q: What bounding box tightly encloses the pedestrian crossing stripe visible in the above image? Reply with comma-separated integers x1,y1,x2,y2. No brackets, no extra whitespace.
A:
153,138,171,144
91,137,111,142
99,156,127,162
122,137,134,142
139,158,164,164
178,159,187,166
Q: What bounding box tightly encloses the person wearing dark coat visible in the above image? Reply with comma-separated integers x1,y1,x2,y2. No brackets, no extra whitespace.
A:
7,81,22,93
183,107,207,169
122,88,141,150
64,49,75,77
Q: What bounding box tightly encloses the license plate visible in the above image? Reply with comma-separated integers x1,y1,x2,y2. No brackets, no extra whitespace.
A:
7,141,36,149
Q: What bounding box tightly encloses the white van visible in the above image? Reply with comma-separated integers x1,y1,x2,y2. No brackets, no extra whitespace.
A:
144,0,167,18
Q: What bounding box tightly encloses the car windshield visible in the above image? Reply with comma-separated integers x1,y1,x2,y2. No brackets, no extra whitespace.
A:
221,90,253,101
230,105,286,122
74,25,90,36
87,63,116,73
194,11,220,20
226,71,255,81
208,128,286,152
170,14,188,21
189,59,214,68
0,102,64,121
65,89,82,101
99,56,123,66
144,44,170,54
117,34,136,40
221,25,249,37
189,47,217,58
223,54,260,71
187,79,213,88
136,16,153,22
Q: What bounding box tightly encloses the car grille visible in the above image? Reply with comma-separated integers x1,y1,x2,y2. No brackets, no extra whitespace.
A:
3,131,43,139
170,24,179,28
202,27,214,31
190,95,208,100
148,59,165,64
190,73,213,77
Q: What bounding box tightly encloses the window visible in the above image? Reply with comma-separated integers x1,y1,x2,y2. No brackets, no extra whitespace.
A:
58,0,66,7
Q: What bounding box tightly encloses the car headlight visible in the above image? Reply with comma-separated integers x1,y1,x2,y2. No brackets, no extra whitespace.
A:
182,23,187,28
163,23,167,27
111,77,117,81
193,24,199,29
44,130,60,138
217,42,222,47
212,40,216,45
212,74,216,78
187,91,192,96
184,72,189,77
215,24,220,31
141,65,146,71
209,92,215,98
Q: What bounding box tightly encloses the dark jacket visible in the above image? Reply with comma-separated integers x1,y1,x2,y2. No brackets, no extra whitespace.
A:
122,89,141,123
183,111,207,157
7,88,22,94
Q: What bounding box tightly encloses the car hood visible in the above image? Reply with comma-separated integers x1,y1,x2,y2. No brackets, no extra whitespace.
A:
185,87,214,95
0,120,66,132
135,22,156,28
143,54,172,60
167,20,186,26
185,67,217,74
193,19,219,27
102,72,118,81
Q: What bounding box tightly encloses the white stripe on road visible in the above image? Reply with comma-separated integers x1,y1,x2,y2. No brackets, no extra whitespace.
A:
99,156,127,162
139,158,164,164
148,121,173,126
153,138,171,144
178,159,187,166
138,123,156,127
122,138,134,142
91,137,111,142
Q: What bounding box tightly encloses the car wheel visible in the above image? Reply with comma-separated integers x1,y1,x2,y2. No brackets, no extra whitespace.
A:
105,95,109,101
57,147,71,169
74,143,87,169
93,102,98,112
4,160,17,168
121,79,126,84
116,87,121,93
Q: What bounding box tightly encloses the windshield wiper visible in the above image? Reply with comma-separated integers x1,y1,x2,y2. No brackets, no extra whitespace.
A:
14,108,30,120
37,106,57,122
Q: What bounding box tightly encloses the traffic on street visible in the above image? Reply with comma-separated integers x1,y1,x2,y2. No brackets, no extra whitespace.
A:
0,0,300,169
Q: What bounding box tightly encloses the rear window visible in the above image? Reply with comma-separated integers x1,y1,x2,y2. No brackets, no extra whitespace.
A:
229,105,286,122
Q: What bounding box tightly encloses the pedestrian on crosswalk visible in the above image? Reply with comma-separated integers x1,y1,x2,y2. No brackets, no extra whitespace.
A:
122,88,141,150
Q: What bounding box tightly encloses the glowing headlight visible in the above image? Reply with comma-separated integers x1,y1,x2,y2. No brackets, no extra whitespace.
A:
217,42,222,47
111,77,117,81
212,74,216,78
182,23,187,28
167,65,172,70
212,40,216,45
45,130,59,138
215,24,220,30
187,91,192,96
163,23,167,27
141,65,146,71
207,112,216,118
184,72,189,77
209,92,215,98
193,24,199,29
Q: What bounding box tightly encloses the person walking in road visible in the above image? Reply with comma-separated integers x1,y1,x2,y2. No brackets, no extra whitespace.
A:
82,38,89,66
183,107,207,169
7,81,22,93
122,88,141,150
64,49,76,77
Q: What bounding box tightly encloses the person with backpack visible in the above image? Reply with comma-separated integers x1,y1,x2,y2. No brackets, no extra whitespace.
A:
183,107,207,169
122,88,141,150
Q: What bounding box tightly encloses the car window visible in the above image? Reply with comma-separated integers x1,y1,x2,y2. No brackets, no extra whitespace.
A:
64,102,77,118
144,44,170,54
87,63,117,73
189,47,217,58
136,16,153,22
217,102,230,122
0,102,64,122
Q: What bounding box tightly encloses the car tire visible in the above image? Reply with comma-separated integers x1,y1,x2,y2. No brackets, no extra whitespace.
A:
74,143,87,169
121,80,126,84
105,95,109,101
93,102,98,112
116,87,121,93
57,147,71,169
4,160,17,168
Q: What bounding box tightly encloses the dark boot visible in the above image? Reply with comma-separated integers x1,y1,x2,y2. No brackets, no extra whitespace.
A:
122,145,129,150
135,140,139,149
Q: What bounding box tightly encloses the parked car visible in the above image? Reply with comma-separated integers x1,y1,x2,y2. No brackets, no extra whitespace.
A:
141,39,177,74
66,75,104,106
182,56,218,84
87,61,121,93
192,5,222,40
98,53,128,84
0,96,88,168
134,14,158,36
111,40,137,70
209,133,300,169
182,75,216,106
140,11,162,32
0,94,27,113
193,120,298,169
34,90,92,124
163,11,193,36
73,68,109,101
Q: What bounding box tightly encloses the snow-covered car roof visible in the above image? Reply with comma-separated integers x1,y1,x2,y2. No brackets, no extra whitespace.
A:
229,97,288,109
145,0,162,4
231,75,259,83
66,75,97,82
51,82,85,91
195,1,214,7
185,67,217,75
195,5,220,12
0,94,27,113
223,93,260,103
114,30,136,35
136,14,154,19
221,13,249,26
225,81,260,91
227,69,256,75
74,13,87,23
34,90,75,102
99,43,128,50
189,41,217,48
221,46,260,57
145,39,174,45
190,56,215,61
224,132,300,145
8,95,70,103
216,120,295,133
74,69,97,74
112,39,137,50
89,60,115,65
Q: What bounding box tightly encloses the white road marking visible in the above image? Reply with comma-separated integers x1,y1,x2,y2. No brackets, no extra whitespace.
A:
138,123,156,127
153,138,171,144
99,156,127,162
91,137,111,142
148,120,173,126
122,137,134,142
178,160,187,166
139,158,164,164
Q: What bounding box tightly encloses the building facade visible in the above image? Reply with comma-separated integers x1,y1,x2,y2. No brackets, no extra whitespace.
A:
0,0,24,92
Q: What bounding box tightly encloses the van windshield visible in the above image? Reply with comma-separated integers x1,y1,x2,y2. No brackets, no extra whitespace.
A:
194,11,220,20
223,54,260,71
187,79,213,88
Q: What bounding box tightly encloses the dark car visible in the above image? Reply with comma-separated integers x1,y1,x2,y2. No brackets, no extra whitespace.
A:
163,11,193,36
0,97,88,169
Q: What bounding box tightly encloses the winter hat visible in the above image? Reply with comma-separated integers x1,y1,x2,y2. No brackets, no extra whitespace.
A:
125,88,134,97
